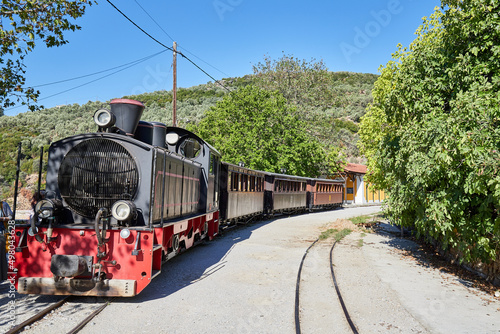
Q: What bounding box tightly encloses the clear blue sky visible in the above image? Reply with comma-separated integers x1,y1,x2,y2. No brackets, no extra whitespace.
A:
4,0,440,116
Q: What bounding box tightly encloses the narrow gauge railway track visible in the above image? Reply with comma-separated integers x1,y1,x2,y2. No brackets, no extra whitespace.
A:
6,296,70,334
294,238,359,334
5,296,113,334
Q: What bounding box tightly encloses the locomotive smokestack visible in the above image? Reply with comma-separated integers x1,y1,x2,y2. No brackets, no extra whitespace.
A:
110,99,145,136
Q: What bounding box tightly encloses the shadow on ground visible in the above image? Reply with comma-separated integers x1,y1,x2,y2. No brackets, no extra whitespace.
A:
374,222,496,294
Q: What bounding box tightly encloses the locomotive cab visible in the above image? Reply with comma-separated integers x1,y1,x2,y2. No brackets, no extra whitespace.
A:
164,127,221,215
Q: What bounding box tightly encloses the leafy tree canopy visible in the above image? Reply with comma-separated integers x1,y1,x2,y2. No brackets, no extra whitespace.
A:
358,0,500,263
189,85,326,177
252,53,378,163
252,53,334,108
1,0,94,114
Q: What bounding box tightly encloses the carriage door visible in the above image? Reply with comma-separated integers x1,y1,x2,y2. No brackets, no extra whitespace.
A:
209,153,221,210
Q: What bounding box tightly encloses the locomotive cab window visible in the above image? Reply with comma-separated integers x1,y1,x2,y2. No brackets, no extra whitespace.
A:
179,137,201,159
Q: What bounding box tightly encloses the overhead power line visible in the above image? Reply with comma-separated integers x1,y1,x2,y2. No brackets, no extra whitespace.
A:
5,49,168,112
39,51,170,101
177,45,230,78
33,49,168,88
106,0,232,93
132,0,229,78
106,0,174,51
133,0,175,43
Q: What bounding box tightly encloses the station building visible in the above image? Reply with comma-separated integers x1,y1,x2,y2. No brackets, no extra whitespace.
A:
335,163,386,204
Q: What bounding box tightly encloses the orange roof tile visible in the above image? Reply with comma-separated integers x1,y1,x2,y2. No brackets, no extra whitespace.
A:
343,163,367,174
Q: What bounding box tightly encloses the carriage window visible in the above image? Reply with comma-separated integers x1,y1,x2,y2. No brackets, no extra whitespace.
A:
243,174,248,192
230,172,237,191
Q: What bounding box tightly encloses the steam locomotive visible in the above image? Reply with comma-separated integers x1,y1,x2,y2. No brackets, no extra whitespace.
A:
13,99,344,297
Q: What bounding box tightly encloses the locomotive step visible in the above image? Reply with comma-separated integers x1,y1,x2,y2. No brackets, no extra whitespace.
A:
151,270,161,279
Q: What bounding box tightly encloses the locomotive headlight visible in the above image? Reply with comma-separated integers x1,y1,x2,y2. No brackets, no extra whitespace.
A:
94,108,116,128
111,200,136,221
35,199,58,219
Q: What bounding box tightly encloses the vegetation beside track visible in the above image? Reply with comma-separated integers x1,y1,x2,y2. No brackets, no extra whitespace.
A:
358,1,500,264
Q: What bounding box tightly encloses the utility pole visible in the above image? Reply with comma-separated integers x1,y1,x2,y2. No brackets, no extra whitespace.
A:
172,41,177,127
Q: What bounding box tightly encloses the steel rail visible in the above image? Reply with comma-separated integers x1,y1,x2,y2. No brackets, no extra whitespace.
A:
6,296,71,334
67,298,114,334
294,238,319,334
294,238,359,334
330,241,359,334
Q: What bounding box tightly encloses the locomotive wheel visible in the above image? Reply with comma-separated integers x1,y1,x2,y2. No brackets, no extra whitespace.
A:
172,234,180,253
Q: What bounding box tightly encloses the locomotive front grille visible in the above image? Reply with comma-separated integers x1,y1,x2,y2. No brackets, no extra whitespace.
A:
58,138,139,218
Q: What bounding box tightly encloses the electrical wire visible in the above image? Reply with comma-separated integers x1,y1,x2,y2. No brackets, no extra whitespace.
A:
39,55,160,101
105,0,173,52
133,0,175,43
4,48,168,112
106,0,232,93
132,0,230,78
33,49,168,88
177,44,230,78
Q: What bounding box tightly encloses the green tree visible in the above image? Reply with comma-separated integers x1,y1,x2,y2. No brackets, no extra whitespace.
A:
252,53,333,108
1,0,94,114
358,61,398,190
189,85,326,177
252,53,378,163
358,1,500,263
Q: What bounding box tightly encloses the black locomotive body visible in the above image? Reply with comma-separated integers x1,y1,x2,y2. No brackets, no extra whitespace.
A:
14,99,221,296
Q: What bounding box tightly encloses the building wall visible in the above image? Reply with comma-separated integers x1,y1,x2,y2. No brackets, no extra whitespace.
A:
364,182,386,203
355,175,365,204
343,173,386,204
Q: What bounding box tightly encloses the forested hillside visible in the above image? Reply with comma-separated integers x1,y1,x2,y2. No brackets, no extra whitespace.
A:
0,64,377,199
